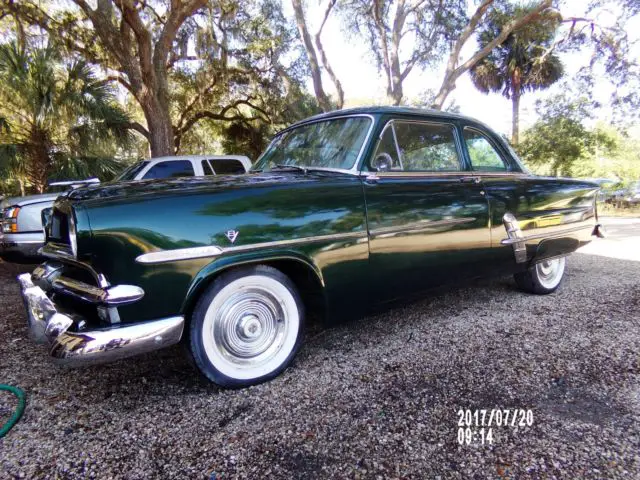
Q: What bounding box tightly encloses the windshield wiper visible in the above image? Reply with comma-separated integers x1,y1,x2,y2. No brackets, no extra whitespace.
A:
271,164,308,174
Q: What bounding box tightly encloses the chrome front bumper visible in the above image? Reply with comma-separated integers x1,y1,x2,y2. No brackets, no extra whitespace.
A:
18,273,184,367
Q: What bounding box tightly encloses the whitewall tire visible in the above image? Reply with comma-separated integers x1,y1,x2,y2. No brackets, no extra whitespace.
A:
514,256,566,294
189,265,304,387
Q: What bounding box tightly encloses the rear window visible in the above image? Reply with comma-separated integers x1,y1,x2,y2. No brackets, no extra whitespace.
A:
210,159,246,175
143,160,194,180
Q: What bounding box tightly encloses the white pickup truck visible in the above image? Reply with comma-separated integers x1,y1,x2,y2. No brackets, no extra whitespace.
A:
0,155,251,262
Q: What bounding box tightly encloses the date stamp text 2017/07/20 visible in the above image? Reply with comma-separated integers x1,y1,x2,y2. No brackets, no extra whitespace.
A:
457,409,534,445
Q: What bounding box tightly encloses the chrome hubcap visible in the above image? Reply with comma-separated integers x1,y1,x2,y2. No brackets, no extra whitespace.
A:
212,287,287,367
535,257,565,289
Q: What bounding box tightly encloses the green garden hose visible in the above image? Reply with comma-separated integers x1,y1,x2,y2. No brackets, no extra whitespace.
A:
0,385,25,438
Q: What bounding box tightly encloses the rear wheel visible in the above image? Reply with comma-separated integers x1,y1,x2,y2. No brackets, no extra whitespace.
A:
189,265,304,388
514,256,566,294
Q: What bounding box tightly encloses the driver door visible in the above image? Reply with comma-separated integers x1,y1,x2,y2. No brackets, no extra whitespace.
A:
363,118,491,302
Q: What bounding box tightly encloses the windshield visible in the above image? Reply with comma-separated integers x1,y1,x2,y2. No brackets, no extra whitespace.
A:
117,160,150,181
253,117,372,172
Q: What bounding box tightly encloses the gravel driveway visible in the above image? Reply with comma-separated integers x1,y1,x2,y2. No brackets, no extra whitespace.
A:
1,224,639,479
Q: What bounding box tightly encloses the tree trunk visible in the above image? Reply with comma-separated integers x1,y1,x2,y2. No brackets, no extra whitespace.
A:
291,0,331,112
141,97,174,157
28,129,51,193
511,74,521,145
511,92,520,145
388,51,403,105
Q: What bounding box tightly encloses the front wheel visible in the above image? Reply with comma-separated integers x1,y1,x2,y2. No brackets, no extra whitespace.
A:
514,256,566,295
189,265,305,388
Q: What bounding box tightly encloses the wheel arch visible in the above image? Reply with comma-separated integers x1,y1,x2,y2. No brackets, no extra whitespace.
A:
181,251,327,331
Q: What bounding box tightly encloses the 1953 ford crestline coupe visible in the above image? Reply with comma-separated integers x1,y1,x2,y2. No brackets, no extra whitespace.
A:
19,107,604,387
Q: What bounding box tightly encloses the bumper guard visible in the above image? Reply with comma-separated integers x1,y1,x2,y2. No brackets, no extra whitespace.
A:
18,273,184,367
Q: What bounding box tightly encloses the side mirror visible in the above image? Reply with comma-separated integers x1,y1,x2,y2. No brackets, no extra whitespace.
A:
371,153,394,172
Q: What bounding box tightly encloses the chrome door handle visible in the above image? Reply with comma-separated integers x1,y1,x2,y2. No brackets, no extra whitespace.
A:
460,176,481,184
364,174,379,184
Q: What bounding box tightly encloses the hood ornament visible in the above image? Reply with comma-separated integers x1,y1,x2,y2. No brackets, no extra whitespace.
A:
225,230,239,243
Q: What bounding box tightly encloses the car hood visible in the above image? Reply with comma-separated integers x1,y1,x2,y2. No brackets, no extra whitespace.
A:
65,172,324,206
1,192,60,208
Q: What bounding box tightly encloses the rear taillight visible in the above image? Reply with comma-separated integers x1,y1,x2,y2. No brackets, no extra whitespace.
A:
1,206,20,233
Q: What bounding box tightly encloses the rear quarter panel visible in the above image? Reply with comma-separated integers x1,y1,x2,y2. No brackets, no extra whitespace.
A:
483,174,598,267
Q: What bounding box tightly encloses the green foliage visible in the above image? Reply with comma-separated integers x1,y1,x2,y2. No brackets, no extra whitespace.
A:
0,42,135,194
472,4,562,97
471,3,563,142
164,0,321,155
517,96,639,180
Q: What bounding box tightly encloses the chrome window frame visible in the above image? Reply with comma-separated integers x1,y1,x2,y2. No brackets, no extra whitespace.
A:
462,126,510,173
368,119,464,175
251,114,376,175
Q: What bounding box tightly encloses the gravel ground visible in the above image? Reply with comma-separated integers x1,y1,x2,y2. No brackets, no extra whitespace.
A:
1,239,639,479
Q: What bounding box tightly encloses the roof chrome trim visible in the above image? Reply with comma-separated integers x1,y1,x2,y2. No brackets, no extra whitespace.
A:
135,231,367,265
360,171,527,178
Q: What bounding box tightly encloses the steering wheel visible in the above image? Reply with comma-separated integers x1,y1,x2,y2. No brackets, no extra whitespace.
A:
372,152,394,172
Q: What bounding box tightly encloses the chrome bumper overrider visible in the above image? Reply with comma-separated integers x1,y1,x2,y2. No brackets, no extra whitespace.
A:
18,273,184,367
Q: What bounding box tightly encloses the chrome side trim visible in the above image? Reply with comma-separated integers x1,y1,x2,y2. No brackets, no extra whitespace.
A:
370,217,476,239
135,231,367,265
19,272,183,367
501,223,593,246
135,245,224,264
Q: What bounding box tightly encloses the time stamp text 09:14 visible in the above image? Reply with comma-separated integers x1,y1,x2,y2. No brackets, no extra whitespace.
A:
457,409,534,445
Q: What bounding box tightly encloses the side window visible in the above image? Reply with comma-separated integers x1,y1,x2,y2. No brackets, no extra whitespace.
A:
143,160,195,179
210,159,246,175
201,160,214,176
463,128,508,172
393,122,461,172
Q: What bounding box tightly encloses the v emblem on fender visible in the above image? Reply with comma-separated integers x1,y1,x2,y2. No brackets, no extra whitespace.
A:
225,230,239,243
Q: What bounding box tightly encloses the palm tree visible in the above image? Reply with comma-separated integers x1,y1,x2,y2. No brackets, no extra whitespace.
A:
470,6,563,145
0,42,134,193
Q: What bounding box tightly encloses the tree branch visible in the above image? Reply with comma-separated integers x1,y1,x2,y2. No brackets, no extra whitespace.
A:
432,0,553,109
124,121,150,140
315,0,344,109
177,99,270,138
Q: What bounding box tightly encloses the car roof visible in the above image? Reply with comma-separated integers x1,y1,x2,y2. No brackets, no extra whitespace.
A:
285,106,483,131
150,155,250,162
148,155,252,169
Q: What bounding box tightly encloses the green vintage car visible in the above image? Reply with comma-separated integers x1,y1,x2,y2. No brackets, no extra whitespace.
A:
19,107,604,387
